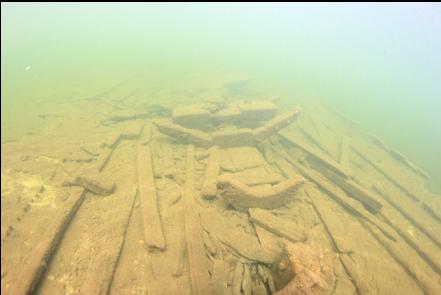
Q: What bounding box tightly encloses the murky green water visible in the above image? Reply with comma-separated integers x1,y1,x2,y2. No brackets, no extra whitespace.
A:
2,2,440,191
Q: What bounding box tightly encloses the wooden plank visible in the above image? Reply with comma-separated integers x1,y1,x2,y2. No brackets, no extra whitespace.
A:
137,143,166,251
183,145,213,295
316,165,383,214
201,146,221,200
278,131,348,179
217,174,304,210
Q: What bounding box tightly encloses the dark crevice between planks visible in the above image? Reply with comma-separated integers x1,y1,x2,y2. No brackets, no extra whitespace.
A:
373,186,441,250
357,219,428,294
377,212,441,276
107,188,139,294
352,145,441,226
31,189,88,295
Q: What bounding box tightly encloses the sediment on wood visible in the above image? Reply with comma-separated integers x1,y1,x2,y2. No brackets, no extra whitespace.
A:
136,143,166,251
217,175,305,210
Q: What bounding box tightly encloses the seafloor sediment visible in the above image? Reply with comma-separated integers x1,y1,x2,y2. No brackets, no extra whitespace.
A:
1,76,441,295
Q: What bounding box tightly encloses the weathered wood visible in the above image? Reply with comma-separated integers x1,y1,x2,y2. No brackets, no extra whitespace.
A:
278,131,349,179
316,166,383,214
274,152,396,242
96,147,115,172
63,173,115,196
226,146,265,171
212,128,255,147
173,230,187,278
261,141,275,164
78,188,137,294
210,259,230,294
222,167,284,186
253,109,301,142
306,186,427,294
249,208,307,243
101,131,123,149
154,120,213,147
217,175,305,210
201,146,222,199
351,145,441,223
257,265,276,294
373,184,441,249
231,262,244,295
241,264,252,295
369,134,429,179
183,145,213,294
4,188,86,295
200,211,280,264
136,143,166,251
36,141,139,295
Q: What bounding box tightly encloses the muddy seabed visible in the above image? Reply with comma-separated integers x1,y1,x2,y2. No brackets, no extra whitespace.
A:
2,75,441,295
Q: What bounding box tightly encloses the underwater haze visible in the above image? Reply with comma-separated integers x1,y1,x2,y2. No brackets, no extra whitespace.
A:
2,3,440,190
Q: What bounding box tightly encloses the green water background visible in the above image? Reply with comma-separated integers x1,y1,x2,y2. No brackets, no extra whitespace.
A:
1,3,440,191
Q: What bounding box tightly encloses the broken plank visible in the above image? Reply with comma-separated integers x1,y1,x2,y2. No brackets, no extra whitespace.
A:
200,211,280,264
201,146,222,200
249,208,307,243
154,120,212,148
217,175,305,211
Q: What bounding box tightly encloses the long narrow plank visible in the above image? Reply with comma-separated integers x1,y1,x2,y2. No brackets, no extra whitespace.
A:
183,144,213,295
137,142,166,250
